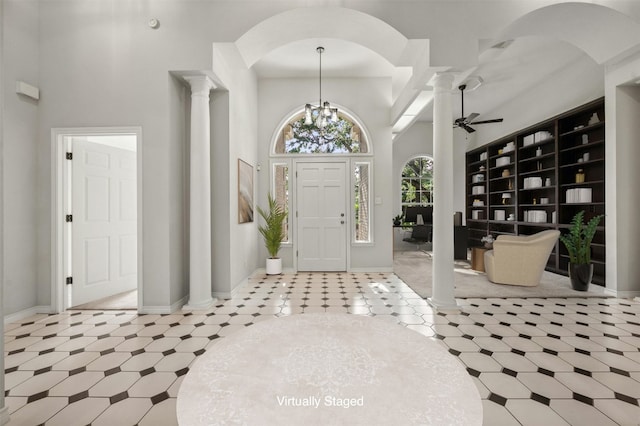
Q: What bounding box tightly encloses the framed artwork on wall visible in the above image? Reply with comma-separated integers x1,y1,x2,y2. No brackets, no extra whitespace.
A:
238,158,254,223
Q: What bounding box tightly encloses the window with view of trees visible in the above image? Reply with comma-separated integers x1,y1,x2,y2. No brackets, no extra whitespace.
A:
275,111,367,154
401,157,434,207
354,163,370,243
272,163,289,242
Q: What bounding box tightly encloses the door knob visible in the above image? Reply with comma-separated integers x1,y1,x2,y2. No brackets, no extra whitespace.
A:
341,220,345,224
341,213,345,217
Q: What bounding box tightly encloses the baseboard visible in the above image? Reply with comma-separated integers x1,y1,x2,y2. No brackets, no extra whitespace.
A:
230,276,249,298
138,305,173,315
348,267,393,273
604,288,640,299
139,295,188,315
587,284,607,294
4,305,53,325
212,274,253,300
256,266,393,274
254,267,296,275
211,290,232,299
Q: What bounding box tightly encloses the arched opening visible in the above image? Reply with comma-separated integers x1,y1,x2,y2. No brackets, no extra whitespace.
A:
492,2,640,65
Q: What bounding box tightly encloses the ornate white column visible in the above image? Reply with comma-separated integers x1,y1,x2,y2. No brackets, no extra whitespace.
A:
429,73,458,311
184,75,216,310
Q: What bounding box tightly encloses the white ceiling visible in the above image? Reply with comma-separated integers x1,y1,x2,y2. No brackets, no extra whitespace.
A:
252,38,395,78
252,35,594,126
448,37,590,122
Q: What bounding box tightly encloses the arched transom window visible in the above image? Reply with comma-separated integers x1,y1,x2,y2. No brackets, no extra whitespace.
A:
275,111,369,154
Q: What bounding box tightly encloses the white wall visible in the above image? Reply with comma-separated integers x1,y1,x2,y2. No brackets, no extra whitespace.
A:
168,76,189,307
392,121,466,224
227,58,259,293
0,0,7,420
210,90,232,296
393,122,433,214
605,51,640,297
3,1,39,315
208,44,259,297
468,54,604,149
32,1,245,311
611,85,640,295
258,77,393,271
4,0,640,314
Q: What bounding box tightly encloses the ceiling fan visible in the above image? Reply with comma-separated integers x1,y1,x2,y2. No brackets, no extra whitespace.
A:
453,84,504,133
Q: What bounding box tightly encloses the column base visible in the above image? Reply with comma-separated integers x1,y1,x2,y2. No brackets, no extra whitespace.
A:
427,297,460,314
183,297,217,311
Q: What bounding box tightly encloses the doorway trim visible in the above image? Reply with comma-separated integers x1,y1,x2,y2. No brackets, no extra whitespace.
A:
51,126,143,313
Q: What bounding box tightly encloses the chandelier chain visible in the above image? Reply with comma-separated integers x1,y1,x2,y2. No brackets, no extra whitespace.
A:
303,46,337,130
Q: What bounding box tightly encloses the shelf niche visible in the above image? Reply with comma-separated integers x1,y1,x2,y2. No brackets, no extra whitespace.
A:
465,98,605,285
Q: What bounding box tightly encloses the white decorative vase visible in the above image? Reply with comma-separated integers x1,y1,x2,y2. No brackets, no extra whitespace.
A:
266,258,282,275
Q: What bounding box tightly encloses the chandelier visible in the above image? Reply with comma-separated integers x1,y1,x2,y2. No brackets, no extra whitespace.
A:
304,46,338,129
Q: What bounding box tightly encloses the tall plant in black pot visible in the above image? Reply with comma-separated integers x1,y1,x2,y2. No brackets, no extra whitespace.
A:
559,211,603,291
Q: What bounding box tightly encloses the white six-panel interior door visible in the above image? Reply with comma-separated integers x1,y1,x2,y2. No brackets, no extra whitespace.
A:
296,162,347,271
71,139,138,306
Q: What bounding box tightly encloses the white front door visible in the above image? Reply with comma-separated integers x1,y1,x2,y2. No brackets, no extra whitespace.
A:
296,162,347,271
71,139,137,306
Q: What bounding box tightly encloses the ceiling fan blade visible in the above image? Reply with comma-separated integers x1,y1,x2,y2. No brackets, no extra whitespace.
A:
470,118,504,125
466,112,480,123
460,123,476,133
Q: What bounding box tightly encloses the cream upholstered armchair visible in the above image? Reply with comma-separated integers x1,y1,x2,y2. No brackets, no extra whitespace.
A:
484,230,560,287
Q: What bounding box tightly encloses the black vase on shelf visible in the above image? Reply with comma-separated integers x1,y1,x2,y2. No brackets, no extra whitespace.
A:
568,263,593,291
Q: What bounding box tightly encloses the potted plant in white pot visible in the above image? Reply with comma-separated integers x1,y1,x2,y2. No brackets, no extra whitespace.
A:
257,193,288,275
559,210,603,291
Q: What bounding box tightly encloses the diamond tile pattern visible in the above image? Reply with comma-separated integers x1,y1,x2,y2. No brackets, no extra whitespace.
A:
4,272,640,425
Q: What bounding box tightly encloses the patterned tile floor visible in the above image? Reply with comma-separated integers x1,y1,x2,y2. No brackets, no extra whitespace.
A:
4,272,640,425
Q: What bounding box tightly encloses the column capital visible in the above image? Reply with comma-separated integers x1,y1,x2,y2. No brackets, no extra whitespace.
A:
185,75,216,97
432,73,455,92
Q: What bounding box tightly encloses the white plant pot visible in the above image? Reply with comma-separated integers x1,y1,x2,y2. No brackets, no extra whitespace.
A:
266,258,282,275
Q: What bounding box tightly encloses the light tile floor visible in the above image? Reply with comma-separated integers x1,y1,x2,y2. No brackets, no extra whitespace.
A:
4,272,640,425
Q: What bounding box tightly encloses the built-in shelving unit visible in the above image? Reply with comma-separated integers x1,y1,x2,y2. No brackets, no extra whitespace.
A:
465,98,606,285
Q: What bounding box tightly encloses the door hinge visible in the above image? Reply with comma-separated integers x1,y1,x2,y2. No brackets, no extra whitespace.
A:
66,277,73,285
296,250,298,257
66,214,73,223
66,152,73,160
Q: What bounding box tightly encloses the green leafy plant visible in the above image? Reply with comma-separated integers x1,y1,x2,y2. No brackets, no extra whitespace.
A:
257,193,288,258
393,214,403,225
559,211,603,264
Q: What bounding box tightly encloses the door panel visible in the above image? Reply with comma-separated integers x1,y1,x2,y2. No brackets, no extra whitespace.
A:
85,237,110,284
72,139,137,306
296,162,347,271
